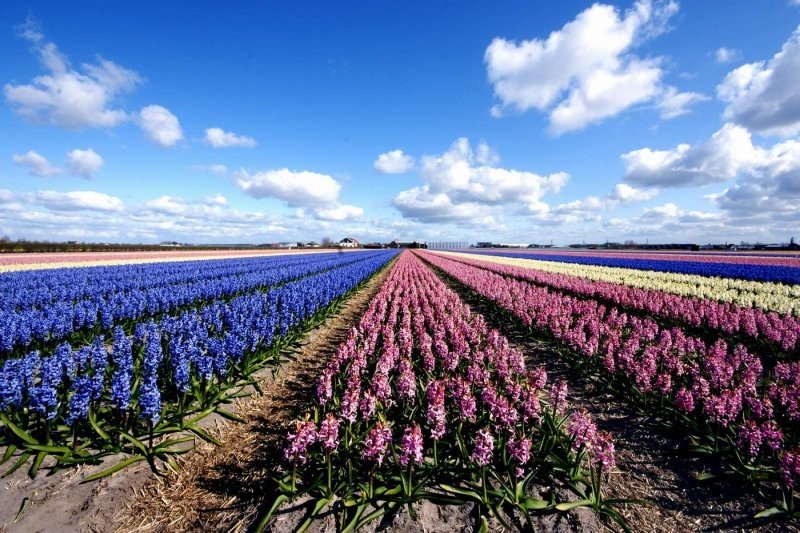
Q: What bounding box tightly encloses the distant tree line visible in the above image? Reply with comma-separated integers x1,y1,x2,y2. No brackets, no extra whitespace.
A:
0,239,256,254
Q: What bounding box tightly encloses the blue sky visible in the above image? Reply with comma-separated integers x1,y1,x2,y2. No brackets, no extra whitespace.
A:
1,0,799,245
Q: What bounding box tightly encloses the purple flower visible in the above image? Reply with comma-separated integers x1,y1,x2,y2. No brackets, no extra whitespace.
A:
470,428,494,467
284,418,318,465
362,421,392,467
426,380,446,440
674,388,695,412
589,432,615,470
399,424,424,467
567,409,597,451
508,433,532,465
781,450,800,489
318,413,340,452
548,380,568,417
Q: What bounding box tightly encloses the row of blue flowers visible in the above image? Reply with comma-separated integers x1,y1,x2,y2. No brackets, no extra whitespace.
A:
0,252,373,356
0,250,398,478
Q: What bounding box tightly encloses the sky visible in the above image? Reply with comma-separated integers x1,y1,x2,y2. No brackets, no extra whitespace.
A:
1,0,799,245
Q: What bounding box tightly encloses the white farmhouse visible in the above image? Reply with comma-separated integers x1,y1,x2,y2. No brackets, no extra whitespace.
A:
338,237,359,248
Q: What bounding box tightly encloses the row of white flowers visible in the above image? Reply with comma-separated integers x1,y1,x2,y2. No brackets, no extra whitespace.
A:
439,251,800,316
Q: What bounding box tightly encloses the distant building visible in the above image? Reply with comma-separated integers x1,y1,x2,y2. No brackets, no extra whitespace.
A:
303,241,321,248
388,241,427,249
277,242,297,249
476,242,493,248
338,237,359,248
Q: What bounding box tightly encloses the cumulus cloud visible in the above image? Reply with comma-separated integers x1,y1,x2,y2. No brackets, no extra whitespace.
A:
31,190,124,212
546,183,659,224
393,138,568,224
204,194,227,206
66,148,103,178
714,47,740,64
622,122,800,222
12,150,61,177
4,19,141,129
142,195,188,216
203,127,257,148
705,136,800,216
485,0,701,134
138,105,183,147
622,123,762,187
657,87,710,119
717,25,800,135
235,168,342,206
312,204,364,221
374,149,414,174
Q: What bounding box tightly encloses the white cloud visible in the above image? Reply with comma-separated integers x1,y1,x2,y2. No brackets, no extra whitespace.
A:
622,123,762,187
235,168,342,206
203,127,257,148
66,148,103,178
657,87,710,119
4,21,140,129
717,25,800,135
485,0,699,134
393,138,568,223
610,183,659,202
138,105,183,147
546,183,659,224
12,150,61,177
373,149,414,174
312,204,364,221
142,195,187,215
714,47,740,64
204,194,227,206
32,190,124,212
641,202,681,219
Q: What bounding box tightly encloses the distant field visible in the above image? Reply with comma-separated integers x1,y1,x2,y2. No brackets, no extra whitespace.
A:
0,248,348,272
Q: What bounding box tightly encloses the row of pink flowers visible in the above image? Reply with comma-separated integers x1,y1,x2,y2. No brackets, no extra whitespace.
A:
286,251,615,479
419,251,800,488
452,254,800,352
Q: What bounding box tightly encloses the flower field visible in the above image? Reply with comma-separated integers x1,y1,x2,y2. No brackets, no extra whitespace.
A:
1,247,800,531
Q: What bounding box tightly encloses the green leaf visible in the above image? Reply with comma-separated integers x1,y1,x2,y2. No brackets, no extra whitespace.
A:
118,431,148,455
1,445,18,466
0,413,39,445
297,497,331,533
28,451,47,478
555,499,593,511
522,497,549,510
88,409,110,441
439,484,483,503
184,407,215,427
187,425,222,446
24,443,73,454
754,506,785,519
253,494,291,532
695,471,715,481
215,408,245,423
82,455,147,483
3,452,31,478
152,436,195,453
14,496,30,523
